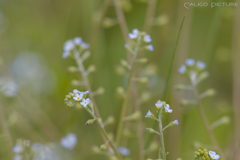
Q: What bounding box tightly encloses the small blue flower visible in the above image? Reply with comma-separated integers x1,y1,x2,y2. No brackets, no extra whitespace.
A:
185,59,195,66
209,151,220,159
79,90,89,95
13,144,24,154
80,42,90,49
73,89,79,94
174,120,178,125
60,133,78,150
62,51,70,59
118,147,131,156
147,44,154,51
145,110,152,118
80,98,91,107
164,104,173,113
13,154,22,160
73,37,82,45
155,101,163,109
178,65,186,74
143,35,152,43
73,94,83,101
64,40,75,52
129,29,139,39
196,61,206,69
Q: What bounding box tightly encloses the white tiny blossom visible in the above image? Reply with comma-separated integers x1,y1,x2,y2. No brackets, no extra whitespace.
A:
185,59,195,66
164,104,173,113
73,94,83,101
155,101,163,109
62,51,70,59
73,89,79,94
60,133,78,150
174,120,178,125
79,90,89,95
178,65,186,74
209,151,220,160
80,98,91,107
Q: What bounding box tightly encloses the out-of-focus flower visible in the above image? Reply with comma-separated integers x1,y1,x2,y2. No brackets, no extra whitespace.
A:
178,65,186,74
196,61,206,70
143,35,152,43
0,77,18,97
64,40,75,52
32,143,61,160
80,42,90,49
80,98,91,107
13,154,22,160
174,120,178,125
185,59,195,66
13,144,24,154
60,133,78,150
155,100,163,109
73,37,82,45
145,110,152,118
129,29,139,39
146,44,154,51
118,147,130,156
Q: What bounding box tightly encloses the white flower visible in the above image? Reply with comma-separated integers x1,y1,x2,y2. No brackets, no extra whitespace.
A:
185,59,195,66
164,104,173,113
73,37,82,45
209,151,220,159
143,35,152,43
147,44,154,51
129,29,139,39
155,101,163,109
13,144,24,154
174,120,178,125
73,94,83,101
118,147,130,156
64,40,75,52
60,133,78,150
196,61,206,69
13,154,22,160
80,98,91,107
0,77,18,97
145,110,152,118
178,65,186,74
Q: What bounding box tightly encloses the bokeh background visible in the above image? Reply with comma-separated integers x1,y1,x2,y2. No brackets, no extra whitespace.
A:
0,0,239,159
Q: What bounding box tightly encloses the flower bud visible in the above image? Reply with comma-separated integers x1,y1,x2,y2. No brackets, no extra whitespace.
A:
198,71,209,81
205,88,216,96
123,111,141,121
120,59,129,67
100,144,107,151
146,128,156,133
87,65,96,73
221,116,230,124
67,66,79,72
95,87,105,95
71,80,83,86
117,86,125,97
137,58,149,63
139,77,148,84
85,119,96,125
81,50,91,61
102,17,118,28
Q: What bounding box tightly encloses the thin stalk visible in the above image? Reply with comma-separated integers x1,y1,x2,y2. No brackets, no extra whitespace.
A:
192,84,225,160
73,52,123,160
116,36,142,146
143,0,158,33
0,100,13,157
145,16,185,148
158,113,166,160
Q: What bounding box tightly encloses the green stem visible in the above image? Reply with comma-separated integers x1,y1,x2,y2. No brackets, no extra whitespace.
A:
158,112,166,160
74,52,123,160
192,83,225,160
116,36,142,146
145,16,185,149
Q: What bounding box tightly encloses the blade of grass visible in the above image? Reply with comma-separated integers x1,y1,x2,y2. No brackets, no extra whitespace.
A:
144,16,185,148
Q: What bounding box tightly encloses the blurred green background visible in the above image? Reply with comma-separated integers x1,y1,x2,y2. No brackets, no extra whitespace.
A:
0,0,238,159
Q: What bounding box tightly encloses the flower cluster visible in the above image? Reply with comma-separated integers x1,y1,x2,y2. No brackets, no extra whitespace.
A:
194,147,220,160
145,100,178,160
62,37,90,59
126,28,154,51
64,89,91,108
12,139,32,160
